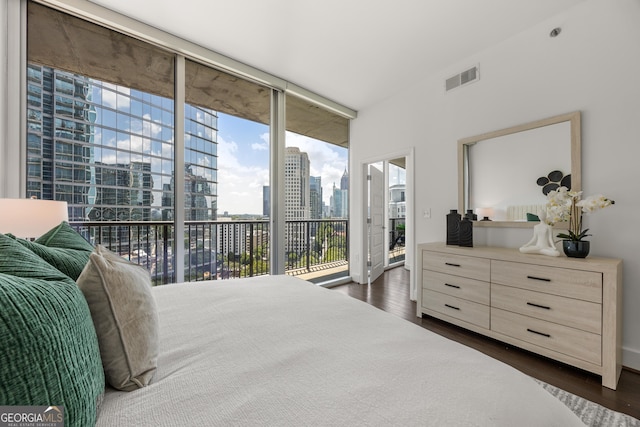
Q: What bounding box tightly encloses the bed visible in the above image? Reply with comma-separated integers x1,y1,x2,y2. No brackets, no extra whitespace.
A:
0,226,584,426
96,275,584,426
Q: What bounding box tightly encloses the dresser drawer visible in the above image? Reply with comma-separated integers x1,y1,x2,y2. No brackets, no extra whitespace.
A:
423,271,490,305
492,308,601,365
422,289,489,329
422,252,490,282
491,284,601,334
491,260,602,303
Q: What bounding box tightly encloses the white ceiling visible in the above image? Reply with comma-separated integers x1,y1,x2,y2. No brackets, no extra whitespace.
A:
89,0,587,112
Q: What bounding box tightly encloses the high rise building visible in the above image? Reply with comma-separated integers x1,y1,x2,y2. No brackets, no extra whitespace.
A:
25,64,218,222
263,185,270,217
330,182,349,218
309,176,323,219
328,168,349,218
284,147,310,220
284,147,311,259
389,184,406,218
340,168,349,191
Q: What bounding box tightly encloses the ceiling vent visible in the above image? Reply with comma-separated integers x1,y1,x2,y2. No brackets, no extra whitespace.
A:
445,65,479,92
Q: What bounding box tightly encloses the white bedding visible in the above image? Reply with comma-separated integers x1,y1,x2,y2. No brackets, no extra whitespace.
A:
97,275,584,426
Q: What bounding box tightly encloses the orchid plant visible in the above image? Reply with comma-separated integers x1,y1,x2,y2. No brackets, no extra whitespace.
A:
545,187,615,242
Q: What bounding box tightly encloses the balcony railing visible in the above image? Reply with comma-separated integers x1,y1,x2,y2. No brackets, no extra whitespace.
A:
70,219,348,285
389,217,406,264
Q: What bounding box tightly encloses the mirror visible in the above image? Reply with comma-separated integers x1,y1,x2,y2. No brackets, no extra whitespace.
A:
458,111,581,227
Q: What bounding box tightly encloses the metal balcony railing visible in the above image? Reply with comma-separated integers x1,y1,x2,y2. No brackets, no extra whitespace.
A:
389,217,406,264
70,219,348,285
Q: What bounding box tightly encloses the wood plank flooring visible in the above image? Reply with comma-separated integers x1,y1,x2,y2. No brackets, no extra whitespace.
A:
332,266,640,420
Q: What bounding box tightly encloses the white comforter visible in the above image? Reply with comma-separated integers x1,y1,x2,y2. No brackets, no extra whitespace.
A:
97,275,584,426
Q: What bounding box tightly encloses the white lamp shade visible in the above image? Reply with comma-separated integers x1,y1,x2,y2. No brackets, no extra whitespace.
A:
476,207,495,219
0,199,69,238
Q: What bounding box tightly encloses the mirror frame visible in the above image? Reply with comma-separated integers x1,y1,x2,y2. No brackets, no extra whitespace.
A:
458,111,581,228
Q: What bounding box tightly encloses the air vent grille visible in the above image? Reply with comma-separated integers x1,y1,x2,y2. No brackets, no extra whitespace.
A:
445,65,479,92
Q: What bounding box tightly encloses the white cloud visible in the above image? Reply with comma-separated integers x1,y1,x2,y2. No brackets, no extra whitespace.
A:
111,127,348,215
143,114,163,138
217,135,269,214
251,133,270,151
101,89,117,109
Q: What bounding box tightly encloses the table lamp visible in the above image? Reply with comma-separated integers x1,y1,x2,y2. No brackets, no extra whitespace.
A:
0,198,69,239
477,207,494,221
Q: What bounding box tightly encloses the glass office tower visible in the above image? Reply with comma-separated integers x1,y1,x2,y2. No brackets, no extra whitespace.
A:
26,64,218,222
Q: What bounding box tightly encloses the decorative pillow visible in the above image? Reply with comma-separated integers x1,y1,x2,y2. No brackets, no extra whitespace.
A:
9,222,94,280
0,233,104,427
526,212,541,222
77,245,159,391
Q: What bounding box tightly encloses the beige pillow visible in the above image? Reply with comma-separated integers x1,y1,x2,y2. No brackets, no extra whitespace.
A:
77,245,159,391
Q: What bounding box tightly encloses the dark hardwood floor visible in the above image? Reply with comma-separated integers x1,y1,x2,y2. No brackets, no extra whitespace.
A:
332,266,640,420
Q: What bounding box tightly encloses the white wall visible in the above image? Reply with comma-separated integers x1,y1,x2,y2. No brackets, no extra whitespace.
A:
350,0,640,369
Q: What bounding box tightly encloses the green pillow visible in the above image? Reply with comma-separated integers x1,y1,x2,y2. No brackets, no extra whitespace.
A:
0,233,104,427
12,222,94,280
526,213,540,222
36,222,94,252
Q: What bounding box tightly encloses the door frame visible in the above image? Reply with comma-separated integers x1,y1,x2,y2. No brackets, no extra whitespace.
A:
359,147,415,299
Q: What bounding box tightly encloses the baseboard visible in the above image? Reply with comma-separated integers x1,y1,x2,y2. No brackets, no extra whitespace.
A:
623,346,640,371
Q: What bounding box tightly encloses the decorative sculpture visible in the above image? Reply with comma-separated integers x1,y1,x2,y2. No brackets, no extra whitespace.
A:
519,210,560,257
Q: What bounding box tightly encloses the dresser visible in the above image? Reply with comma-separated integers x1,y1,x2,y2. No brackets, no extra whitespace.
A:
417,242,623,389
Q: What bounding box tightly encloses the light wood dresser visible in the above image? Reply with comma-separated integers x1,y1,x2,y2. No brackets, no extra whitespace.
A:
417,242,623,389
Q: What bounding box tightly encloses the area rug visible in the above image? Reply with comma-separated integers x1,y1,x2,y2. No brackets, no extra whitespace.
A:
537,381,640,427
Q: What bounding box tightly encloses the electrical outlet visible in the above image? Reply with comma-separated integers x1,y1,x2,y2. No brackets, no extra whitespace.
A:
424,208,431,219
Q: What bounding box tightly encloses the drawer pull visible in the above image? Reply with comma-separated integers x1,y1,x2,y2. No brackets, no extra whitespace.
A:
527,275,551,282
444,283,461,289
527,328,551,338
526,302,551,310
445,262,461,267
444,304,460,311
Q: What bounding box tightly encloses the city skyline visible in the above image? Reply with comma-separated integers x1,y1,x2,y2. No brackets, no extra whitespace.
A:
28,64,348,219
217,113,348,216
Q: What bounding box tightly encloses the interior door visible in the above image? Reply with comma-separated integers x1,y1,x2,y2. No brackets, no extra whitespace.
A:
368,164,385,284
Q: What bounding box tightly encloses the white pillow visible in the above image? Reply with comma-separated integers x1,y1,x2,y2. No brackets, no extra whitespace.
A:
77,245,159,391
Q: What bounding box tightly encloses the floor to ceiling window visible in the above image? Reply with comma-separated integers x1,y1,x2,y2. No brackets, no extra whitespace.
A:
182,60,271,280
284,94,350,283
23,1,351,285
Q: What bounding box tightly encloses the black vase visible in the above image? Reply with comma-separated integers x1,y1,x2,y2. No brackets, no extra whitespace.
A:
446,210,461,245
459,217,473,247
562,240,590,258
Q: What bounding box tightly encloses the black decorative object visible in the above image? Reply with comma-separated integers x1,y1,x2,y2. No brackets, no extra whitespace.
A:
446,210,461,246
537,170,571,195
548,170,563,182
536,176,549,186
458,217,473,247
464,209,477,221
562,240,590,258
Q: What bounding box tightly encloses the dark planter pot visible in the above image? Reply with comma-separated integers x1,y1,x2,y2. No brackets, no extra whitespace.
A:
562,240,590,258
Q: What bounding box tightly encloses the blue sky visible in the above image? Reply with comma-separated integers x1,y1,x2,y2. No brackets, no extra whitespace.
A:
217,113,349,215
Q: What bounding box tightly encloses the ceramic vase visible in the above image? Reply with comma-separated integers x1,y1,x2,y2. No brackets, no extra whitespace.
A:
562,240,590,258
